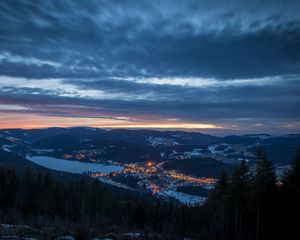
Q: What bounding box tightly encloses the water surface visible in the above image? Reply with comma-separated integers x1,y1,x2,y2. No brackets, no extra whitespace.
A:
27,156,123,174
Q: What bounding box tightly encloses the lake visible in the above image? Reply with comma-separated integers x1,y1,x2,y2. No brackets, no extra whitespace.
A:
27,156,123,174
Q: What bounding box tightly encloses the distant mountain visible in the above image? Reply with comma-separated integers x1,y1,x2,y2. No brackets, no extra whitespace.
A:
34,134,83,150
0,128,220,145
0,128,299,166
90,138,162,163
219,134,300,165
218,134,272,145
0,127,106,142
101,129,220,145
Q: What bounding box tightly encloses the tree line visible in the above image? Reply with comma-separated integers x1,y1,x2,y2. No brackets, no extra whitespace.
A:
205,148,300,240
0,148,299,239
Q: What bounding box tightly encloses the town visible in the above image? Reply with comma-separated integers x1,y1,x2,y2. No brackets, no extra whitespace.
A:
90,161,216,205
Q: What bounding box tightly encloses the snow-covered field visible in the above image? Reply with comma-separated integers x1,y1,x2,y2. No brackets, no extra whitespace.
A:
147,137,180,146
98,177,135,191
159,190,207,205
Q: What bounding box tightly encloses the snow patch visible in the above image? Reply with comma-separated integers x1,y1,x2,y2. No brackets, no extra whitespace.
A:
1,144,14,152
159,190,206,205
55,236,75,240
147,137,180,146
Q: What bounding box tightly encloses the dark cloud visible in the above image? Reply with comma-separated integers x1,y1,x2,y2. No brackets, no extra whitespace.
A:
0,0,300,79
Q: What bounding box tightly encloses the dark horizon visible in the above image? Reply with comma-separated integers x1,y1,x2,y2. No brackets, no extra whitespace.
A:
1,126,299,137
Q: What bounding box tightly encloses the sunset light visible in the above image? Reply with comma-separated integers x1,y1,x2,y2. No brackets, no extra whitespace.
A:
0,112,222,130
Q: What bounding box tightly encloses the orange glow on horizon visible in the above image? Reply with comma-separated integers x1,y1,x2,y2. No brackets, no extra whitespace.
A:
0,113,222,130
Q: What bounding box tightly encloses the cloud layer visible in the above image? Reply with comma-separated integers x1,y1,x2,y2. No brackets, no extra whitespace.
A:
0,0,299,133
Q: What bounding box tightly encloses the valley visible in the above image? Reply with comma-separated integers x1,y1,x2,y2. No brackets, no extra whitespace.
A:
0,127,298,205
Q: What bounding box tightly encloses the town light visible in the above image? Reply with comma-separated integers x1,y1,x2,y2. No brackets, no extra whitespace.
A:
147,161,153,168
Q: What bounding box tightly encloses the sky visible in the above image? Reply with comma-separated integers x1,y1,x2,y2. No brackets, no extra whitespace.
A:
0,0,299,135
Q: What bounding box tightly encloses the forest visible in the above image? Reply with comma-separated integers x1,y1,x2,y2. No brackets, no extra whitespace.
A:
0,149,299,240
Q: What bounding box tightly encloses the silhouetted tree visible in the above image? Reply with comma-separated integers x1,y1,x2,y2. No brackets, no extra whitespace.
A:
280,149,300,239
253,149,277,240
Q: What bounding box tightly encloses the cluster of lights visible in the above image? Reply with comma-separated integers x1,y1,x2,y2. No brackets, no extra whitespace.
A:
90,160,216,198
167,170,216,184
124,161,156,174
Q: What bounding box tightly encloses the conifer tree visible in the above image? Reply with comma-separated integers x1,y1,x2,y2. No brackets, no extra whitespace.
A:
253,149,276,240
228,161,250,239
281,149,300,239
